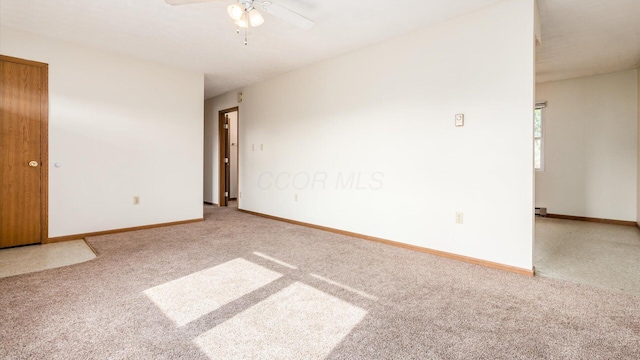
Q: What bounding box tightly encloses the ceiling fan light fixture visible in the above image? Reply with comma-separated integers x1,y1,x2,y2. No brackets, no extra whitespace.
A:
235,13,249,28
227,3,244,21
248,9,264,27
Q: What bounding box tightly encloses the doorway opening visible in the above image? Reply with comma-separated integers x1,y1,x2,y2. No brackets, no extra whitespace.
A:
532,91,640,296
218,107,239,208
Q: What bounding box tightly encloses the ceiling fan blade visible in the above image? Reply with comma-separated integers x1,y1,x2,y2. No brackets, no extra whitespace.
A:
165,0,220,5
262,2,315,30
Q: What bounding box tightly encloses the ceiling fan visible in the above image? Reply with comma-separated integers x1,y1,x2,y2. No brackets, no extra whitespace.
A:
165,0,315,45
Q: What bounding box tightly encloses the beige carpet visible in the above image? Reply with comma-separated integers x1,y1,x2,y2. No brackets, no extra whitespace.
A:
0,240,96,278
0,205,639,359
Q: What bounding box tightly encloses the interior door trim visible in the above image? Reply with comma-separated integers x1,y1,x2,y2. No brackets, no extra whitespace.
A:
0,55,48,243
218,106,238,207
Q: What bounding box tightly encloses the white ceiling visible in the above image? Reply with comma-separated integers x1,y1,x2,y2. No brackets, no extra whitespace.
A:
536,0,640,84
1,0,639,98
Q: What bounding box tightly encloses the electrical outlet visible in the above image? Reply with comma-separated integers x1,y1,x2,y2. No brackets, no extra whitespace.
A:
455,114,464,127
294,194,298,202
133,196,140,205
455,211,463,224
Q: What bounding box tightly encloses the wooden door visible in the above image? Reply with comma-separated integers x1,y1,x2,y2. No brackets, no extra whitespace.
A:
218,112,229,207
218,107,238,207
0,55,48,248
224,114,231,206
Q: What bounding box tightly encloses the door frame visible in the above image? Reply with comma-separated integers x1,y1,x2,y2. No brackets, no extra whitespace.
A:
0,55,49,243
218,106,238,207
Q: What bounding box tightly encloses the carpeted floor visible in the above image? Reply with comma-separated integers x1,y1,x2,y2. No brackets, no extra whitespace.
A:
534,217,640,296
1,205,639,359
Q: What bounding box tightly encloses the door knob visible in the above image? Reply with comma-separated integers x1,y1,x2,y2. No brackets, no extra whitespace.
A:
29,161,38,167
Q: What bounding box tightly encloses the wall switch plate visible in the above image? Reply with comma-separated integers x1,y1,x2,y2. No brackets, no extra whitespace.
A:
455,114,464,127
133,196,140,205
455,212,463,224
294,194,298,202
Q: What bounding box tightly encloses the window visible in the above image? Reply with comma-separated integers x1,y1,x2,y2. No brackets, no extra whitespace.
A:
534,102,545,170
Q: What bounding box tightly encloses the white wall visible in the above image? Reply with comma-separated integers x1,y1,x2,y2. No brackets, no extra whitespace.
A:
0,27,204,237
536,70,638,221
206,0,536,270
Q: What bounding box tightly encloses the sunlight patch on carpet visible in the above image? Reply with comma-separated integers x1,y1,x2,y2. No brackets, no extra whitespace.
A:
144,258,282,326
193,282,367,359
